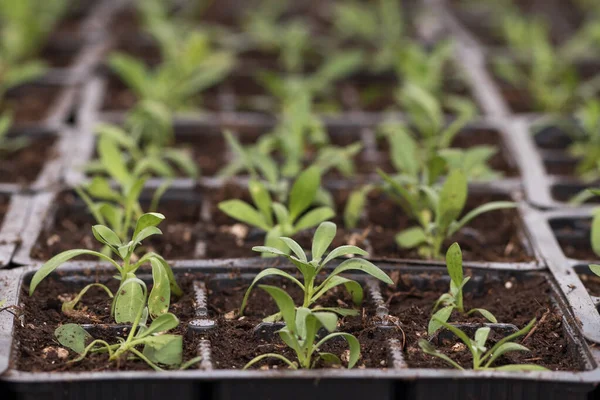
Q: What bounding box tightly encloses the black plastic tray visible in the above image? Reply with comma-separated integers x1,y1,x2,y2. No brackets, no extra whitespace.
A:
0,261,598,400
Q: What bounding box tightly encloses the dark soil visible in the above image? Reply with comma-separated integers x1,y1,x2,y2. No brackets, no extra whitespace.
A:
205,277,397,369
15,273,201,372
31,191,204,261
207,185,533,262
0,136,56,184
3,85,62,124
550,218,597,260
578,273,600,297
387,272,584,371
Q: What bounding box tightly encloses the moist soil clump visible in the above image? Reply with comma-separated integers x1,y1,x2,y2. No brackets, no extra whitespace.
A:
0,136,56,184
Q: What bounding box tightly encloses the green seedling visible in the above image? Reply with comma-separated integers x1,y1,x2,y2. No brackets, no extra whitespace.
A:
86,122,198,179
56,281,200,371
562,99,600,182
332,0,404,72
588,204,600,276
108,30,234,112
0,0,67,97
419,319,547,371
428,243,497,335
243,285,360,369
29,212,182,323
494,14,600,113
382,84,498,181
241,221,393,320
218,166,335,254
79,135,171,243
0,112,27,153
378,169,516,259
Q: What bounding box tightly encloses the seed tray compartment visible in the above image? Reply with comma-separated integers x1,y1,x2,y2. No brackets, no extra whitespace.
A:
0,260,597,400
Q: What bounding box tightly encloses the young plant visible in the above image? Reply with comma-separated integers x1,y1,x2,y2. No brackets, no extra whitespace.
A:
494,14,600,113
0,0,67,97
419,318,547,371
218,166,335,253
428,243,497,335
378,168,515,259
80,135,171,243
381,84,499,182
562,99,600,182
243,285,360,369
240,221,393,319
108,30,234,112
29,212,182,323
56,281,200,371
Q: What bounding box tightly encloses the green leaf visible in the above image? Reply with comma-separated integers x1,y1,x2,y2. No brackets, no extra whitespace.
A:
428,305,454,335
294,207,335,232
312,311,339,332
445,243,463,287
436,169,467,231
259,285,297,331
133,212,165,241
55,324,92,354
590,264,600,278
395,226,427,249
114,278,146,323
92,225,122,248
474,327,490,349
343,187,370,229
329,258,393,284
418,339,464,370
98,135,130,187
279,237,307,262
149,258,170,318
312,276,363,306
239,270,304,315
139,313,179,338
484,343,530,368
469,308,498,323
133,226,162,244
249,179,273,226
312,221,336,260
218,200,271,231
143,334,182,366
449,201,516,236
322,245,368,266
315,332,361,368
318,352,342,366
492,364,548,371
29,250,121,295
288,166,321,222
592,212,600,258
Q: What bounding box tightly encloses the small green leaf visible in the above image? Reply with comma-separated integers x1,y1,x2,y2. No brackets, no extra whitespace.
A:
322,245,368,266
92,225,122,248
329,258,393,284
590,264,600,277
114,278,146,323
592,212,600,258
395,227,427,249
428,305,454,335
437,170,467,231
218,200,270,231
469,308,497,323
312,221,336,260
249,179,273,225
259,285,297,331
288,166,321,222
143,334,183,366
445,243,463,287
149,258,170,318
140,313,179,338
133,213,165,241
474,327,490,349
294,207,335,232
279,237,307,262
55,324,92,354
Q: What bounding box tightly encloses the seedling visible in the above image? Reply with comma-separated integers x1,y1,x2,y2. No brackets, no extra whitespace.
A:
0,0,67,97
80,135,170,243
243,285,360,369
218,166,335,253
29,212,182,323
494,14,600,113
382,84,499,181
332,0,404,72
378,169,516,259
56,280,200,371
419,319,547,371
241,221,393,319
428,243,497,335
108,30,234,111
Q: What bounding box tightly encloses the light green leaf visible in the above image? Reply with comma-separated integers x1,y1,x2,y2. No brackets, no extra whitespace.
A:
218,200,270,231
445,243,463,287
92,225,121,248
322,245,368,266
239,270,303,315
436,169,467,231
279,237,307,262
114,278,146,323
312,221,336,260
143,334,183,366
133,212,165,241
329,258,393,284
294,207,335,232
249,179,273,226
55,324,92,354
288,166,321,222
395,226,427,249
592,212,600,258
468,308,497,323
449,201,516,236
149,258,170,318
428,305,454,335
139,313,179,338
259,285,297,331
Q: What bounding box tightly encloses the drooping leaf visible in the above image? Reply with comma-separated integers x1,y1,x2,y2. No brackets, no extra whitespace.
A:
218,200,270,231
55,324,92,354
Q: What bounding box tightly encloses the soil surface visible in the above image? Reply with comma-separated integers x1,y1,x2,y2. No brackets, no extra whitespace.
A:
2,86,62,124
0,136,56,184
551,218,597,260
15,273,201,372
386,272,584,371
579,273,600,297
